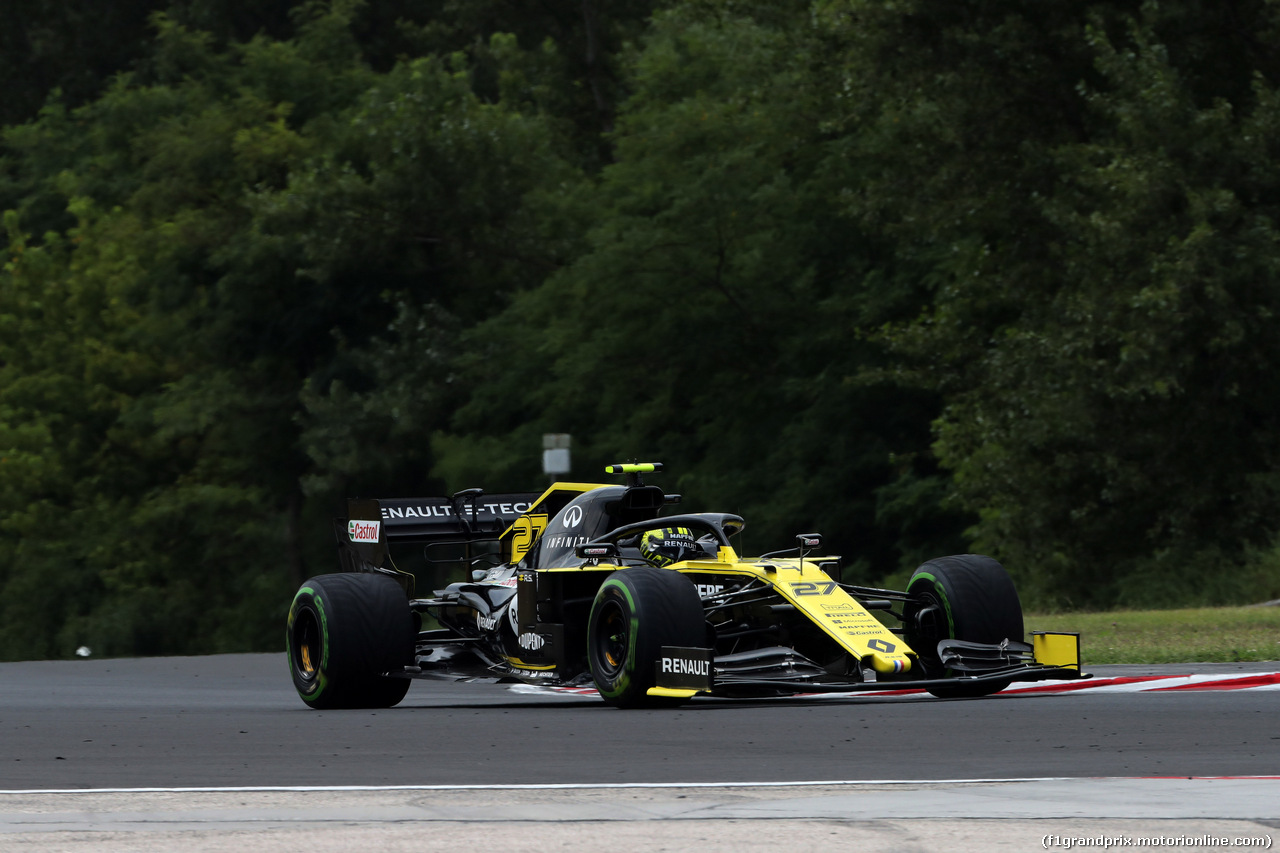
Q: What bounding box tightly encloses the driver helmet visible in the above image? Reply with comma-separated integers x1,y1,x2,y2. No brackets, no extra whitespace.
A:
640,526,701,567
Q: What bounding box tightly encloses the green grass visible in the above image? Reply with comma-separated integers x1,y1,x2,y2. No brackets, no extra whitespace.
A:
1026,606,1280,665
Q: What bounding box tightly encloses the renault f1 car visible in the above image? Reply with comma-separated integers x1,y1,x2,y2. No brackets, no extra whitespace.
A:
286,463,1086,709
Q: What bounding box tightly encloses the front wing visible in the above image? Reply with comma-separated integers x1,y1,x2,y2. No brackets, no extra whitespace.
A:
651,635,1088,699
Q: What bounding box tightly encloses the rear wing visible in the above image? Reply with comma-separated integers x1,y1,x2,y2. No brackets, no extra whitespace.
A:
333,475,653,591
372,492,540,541
334,490,541,583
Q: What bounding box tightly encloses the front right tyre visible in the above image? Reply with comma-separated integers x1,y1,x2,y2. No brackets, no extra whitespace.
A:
903,554,1024,699
287,572,415,709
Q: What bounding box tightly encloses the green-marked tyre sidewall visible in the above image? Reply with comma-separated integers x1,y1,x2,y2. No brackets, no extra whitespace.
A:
592,579,639,701
912,571,954,637
287,585,330,704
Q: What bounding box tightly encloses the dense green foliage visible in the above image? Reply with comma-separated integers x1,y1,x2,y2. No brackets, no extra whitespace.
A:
4,0,1280,659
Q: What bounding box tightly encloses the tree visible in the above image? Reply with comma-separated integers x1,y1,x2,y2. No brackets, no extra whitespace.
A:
1,3,595,658
279,42,584,504
423,0,969,575
0,0,163,128
0,6,376,658
825,0,1280,606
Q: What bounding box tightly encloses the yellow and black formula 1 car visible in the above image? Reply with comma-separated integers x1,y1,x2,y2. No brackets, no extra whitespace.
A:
286,464,1086,709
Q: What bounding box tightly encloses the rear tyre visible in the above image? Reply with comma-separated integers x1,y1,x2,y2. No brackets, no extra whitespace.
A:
287,573,415,709
904,554,1024,699
587,567,706,708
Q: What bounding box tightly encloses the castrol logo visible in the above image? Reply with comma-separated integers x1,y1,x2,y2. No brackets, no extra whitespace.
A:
348,519,381,544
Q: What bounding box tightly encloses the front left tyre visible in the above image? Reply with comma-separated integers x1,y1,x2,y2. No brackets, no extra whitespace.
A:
587,567,706,709
287,572,415,709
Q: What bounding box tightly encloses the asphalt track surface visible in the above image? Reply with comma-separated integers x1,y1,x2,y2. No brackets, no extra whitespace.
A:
2,654,1278,851
2,654,1279,788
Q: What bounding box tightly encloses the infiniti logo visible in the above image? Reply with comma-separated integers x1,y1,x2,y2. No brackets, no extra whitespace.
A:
562,505,584,529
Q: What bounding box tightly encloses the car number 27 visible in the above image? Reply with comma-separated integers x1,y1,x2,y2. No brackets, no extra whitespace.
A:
791,581,837,596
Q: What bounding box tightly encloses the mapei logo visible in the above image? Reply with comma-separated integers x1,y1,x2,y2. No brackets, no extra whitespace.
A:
562,505,584,529
348,519,381,544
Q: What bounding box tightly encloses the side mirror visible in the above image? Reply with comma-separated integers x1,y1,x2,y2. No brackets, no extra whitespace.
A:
796,533,821,566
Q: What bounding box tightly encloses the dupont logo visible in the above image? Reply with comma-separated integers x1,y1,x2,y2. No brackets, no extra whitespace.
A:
518,632,546,651
348,519,381,543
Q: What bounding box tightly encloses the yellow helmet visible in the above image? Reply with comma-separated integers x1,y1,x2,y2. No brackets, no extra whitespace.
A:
640,527,700,567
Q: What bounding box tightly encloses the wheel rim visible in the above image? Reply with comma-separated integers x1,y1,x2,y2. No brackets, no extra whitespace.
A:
594,600,629,677
291,606,322,683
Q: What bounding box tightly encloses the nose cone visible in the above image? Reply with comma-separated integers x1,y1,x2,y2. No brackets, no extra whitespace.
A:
868,652,911,674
